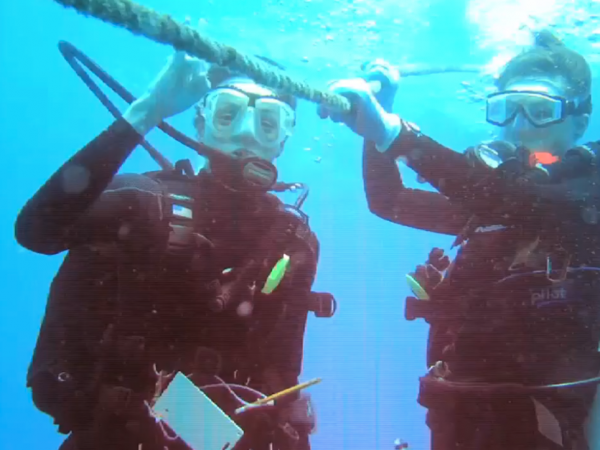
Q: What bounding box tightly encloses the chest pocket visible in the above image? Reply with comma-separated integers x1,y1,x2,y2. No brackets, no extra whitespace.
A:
164,191,197,257
152,173,217,270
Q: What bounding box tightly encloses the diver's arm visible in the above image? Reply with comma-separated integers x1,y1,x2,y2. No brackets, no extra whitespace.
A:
379,120,494,201
15,116,164,255
363,142,470,235
368,120,600,232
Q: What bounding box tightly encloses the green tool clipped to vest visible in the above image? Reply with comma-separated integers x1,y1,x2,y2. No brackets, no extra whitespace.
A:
262,254,291,294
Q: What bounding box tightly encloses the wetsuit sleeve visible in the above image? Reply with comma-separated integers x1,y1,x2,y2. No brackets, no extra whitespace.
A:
380,123,493,200
15,118,165,255
363,140,471,236
379,127,600,232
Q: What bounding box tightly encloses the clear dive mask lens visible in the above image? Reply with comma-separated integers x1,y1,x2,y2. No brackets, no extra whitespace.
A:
202,87,295,147
486,91,580,128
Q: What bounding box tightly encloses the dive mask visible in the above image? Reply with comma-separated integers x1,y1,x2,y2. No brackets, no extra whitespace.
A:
486,90,590,128
202,85,296,148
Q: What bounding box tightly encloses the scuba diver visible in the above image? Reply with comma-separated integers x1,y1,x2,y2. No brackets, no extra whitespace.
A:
16,44,335,450
319,30,600,450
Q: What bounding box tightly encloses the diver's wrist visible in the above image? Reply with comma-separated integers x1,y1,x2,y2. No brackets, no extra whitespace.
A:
375,113,402,153
123,95,162,136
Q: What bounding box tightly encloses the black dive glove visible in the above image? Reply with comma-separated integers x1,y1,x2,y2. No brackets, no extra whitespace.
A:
409,248,451,296
236,393,315,450
271,392,315,450
280,392,316,435
68,327,185,450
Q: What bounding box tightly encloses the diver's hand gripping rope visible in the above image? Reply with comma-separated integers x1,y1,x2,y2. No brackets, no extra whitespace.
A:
52,0,353,112
52,0,483,113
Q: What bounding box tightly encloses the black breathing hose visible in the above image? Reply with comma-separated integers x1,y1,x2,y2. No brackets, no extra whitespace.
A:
57,40,310,207
59,40,176,171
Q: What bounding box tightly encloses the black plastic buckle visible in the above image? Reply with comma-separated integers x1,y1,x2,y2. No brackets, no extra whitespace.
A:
307,292,337,318
405,296,435,321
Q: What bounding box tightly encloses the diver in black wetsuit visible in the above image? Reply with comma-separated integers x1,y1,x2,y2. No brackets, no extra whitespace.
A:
319,31,600,450
16,47,335,450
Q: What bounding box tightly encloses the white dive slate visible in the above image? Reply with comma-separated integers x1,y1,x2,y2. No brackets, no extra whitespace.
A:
153,372,245,450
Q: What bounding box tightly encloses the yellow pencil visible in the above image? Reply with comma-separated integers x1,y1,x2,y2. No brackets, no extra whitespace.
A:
235,378,322,414
255,378,322,406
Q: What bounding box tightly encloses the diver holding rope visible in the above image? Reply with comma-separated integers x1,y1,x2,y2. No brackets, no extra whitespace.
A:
319,29,600,450
16,41,336,450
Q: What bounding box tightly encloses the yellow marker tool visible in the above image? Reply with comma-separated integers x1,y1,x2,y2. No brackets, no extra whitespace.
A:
235,378,322,414
405,274,430,300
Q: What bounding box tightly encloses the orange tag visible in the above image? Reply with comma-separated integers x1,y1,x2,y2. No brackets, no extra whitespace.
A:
532,152,560,165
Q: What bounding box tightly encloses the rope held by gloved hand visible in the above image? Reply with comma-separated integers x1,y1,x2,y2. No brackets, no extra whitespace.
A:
52,0,354,112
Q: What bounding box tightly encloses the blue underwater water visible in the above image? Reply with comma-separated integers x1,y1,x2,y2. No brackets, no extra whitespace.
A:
3,0,600,449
